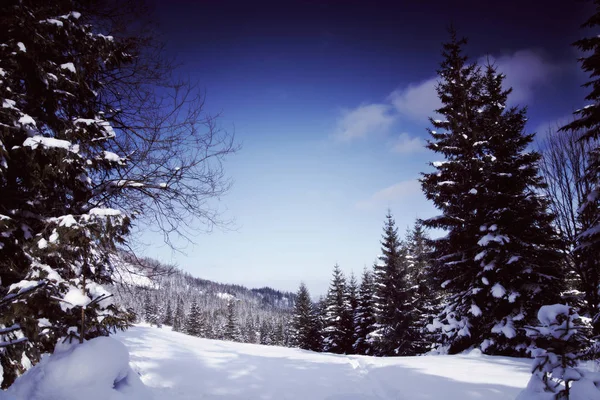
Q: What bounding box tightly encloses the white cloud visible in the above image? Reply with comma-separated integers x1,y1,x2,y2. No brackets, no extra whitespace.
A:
333,103,395,142
388,77,440,123
390,133,425,154
386,49,561,124
482,50,561,105
355,180,422,210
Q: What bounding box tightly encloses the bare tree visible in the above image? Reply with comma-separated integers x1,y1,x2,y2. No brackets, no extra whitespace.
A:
81,0,239,248
539,123,599,320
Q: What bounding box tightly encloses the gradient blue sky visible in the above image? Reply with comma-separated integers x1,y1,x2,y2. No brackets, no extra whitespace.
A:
139,0,592,297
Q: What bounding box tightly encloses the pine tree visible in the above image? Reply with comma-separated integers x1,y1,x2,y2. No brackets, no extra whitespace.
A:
405,220,437,353
371,212,418,356
291,282,321,351
322,264,353,354
347,272,359,351
422,30,563,355
162,301,173,326
173,297,185,332
560,1,600,336
0,2,133,386
353,267,377,355
518,305,597,399
420,30,488,355
224,299,239,341
473,63,563,354
185,300,205,337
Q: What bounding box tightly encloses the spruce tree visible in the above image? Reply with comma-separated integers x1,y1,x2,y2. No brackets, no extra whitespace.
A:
291,282,321,351
353,268,377,355
473,63,563,354
421,30,487,354
322,264,353,354
422,30,563,355
162,301,173,326
224,299,239,341
173,297,185,332
560,0,600,335
405,220,437,353
185,300,205,337
347,272,359,351
371,212,418,356
0,1,133,386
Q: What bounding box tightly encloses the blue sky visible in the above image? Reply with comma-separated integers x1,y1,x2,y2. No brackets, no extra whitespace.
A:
138,0,592,297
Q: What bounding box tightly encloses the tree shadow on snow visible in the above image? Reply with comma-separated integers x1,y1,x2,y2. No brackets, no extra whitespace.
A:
117,326,528,400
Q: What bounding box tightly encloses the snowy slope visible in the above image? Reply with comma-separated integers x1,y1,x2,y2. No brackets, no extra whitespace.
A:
115,325,533,400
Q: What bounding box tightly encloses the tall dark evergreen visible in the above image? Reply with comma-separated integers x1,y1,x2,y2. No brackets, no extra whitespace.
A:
346,272,359,349
224,299,239,341
353,268,377,355
322,264,353,354
422,30,563,355
185,300,205,337
0,1,133,386
405,220,437,352
291,283,321,351
371,212,419,356
560,0,600,335
162,301,173,326
173,297,185,332
474,63,563,354
421,31,488,354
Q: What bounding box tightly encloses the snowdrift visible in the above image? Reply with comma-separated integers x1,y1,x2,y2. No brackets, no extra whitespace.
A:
6,336,151,400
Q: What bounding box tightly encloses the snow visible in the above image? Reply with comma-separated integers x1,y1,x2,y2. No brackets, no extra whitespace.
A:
18,115,36,126
60,63,76,73
2,99,16,109
491,283,507,298
217,292,235,300
89,207,121,217
478,233,509,246
23,136,78,153
470,304,483,317
537,304,572,328
103,151,122,162
62,286,91,310
40,19,63,27
7,337,151,400
107,324,532,400
17,42,26,52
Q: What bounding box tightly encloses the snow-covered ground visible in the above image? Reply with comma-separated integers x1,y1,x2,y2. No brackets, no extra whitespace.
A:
115,324,533,399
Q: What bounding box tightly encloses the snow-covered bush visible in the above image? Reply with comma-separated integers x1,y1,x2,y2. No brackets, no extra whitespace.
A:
516,304,600,400
6,337,151,400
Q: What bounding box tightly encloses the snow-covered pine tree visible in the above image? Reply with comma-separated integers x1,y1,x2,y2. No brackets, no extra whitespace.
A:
224,299,239,342
405,220,437,353
185,300,205,337
322,264,354,354
371,212,418,356
353,267,377,355
162,301,173,326
560,0,600,336
422,30,564,355
517,305,599,400
0,0,134,387
143,291,159,326
471,63,563,354
291,282,321,351
347,272,359,352
173,297,185,332
421,30,488,355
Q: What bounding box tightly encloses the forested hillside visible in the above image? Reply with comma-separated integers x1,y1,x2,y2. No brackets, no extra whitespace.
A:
113,255,296,346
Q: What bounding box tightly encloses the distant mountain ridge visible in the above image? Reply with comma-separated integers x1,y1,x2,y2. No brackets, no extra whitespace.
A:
112,253,296,345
